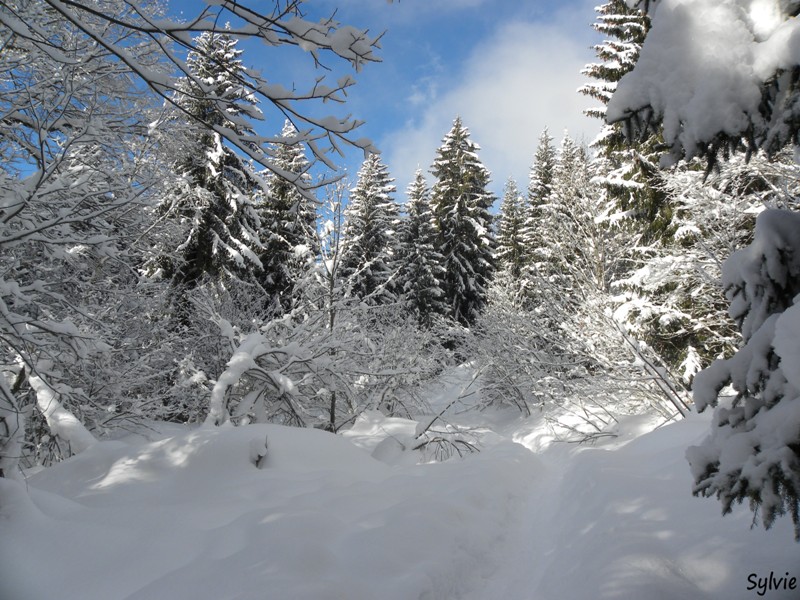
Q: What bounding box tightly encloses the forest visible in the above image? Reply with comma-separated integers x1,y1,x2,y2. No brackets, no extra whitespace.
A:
2,1,800,598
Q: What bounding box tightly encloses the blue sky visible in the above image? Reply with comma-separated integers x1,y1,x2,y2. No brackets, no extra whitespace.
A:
170,0,603,197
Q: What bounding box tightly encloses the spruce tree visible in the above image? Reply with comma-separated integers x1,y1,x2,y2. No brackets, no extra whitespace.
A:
529,135,589,283
340,153,401,303
522,129,557,269
579,0,671,243
429,117,496,326
528,128,557,206
396,170,446,326
496,178,528,279
521,134,616,319
258,120,317,314
163,31,264,304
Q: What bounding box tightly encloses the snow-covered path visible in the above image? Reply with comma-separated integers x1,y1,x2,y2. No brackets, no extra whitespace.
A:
1,367,798,599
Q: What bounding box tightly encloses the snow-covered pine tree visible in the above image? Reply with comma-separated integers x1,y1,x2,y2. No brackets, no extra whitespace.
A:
540,135,591,292
521,129,556,276
609,0,800,166
429,117,496,326
528,128,557,207
161,30,264,307
688,206,800,539
521,133,628,339
340,153,401,303
257,120,317,315
613,153,800,381
496,178,528,279
396,170,446,327
579,0,671,243
608,0,800,538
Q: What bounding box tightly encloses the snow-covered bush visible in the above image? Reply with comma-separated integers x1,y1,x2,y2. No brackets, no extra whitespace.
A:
472,277,683,441
0,0,382,475
205,297,447,431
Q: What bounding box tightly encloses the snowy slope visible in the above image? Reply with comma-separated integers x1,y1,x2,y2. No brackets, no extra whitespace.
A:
1,377,798,600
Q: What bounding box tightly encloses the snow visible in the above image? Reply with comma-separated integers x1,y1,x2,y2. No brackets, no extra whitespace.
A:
608,0,800,164
205,332,270,426
774,299,800,391
29,369,96,455
2,367,797,600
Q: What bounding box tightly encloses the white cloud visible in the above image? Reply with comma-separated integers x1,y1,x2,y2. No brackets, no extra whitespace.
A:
382,17,601,196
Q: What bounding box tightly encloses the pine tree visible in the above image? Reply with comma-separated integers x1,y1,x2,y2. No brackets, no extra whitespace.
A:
340,154,401,303
163,31,264,302
528,128,557,206
396,170,446,326
537,134,590,284
429,117,496,326
616,152,800,380
579,0,671,243
689,204,800,539
522,129,557,269
496,178,528,279
580,1,649,152
258,120,317,314
522,134,619,320
610,1,800,165
606,0,800,541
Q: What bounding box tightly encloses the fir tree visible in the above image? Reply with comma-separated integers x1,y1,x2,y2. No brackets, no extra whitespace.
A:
397,170,446,326
522,129,557,269
579,0,671,243
608,0,800,541
340,154,401,303
522,134,617,319
163,31,264,303
528,128,557,206
496,178,528,279
429,117,496,326
535,134,590,283
258,120,317,314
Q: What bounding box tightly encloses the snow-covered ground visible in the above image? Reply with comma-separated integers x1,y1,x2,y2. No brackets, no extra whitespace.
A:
1,367,797,600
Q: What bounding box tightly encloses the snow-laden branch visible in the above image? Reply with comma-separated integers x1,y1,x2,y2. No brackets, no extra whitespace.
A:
29,367,96,454
608,0,800,166
26,0,382,184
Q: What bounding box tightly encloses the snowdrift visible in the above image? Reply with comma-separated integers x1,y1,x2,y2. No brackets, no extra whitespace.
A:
1,410,797,599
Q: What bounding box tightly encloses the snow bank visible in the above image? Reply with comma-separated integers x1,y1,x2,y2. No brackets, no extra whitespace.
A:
475,412,798,600
0,423,540,600
1,399,796,599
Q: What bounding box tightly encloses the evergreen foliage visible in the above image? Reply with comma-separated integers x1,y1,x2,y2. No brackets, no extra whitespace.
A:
258,120,317,315
689,207,800,539
496,178,528,279
613,153,800,379
521,129,557,276
429,117,496,326
527,128,557,206
533,135,591,290
397,170,447,326
163,31,265,300
340,154,401,303
609,0,800,538
579,0,671,244
611,0,800,167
